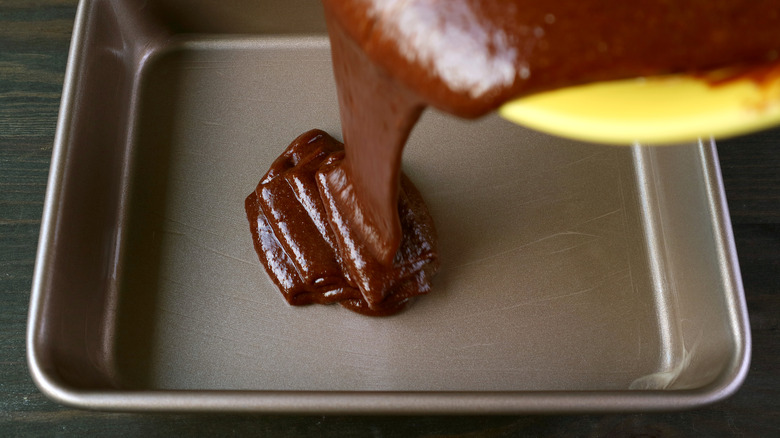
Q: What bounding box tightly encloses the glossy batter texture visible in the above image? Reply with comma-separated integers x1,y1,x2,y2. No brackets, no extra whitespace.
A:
323,0,780,118
248,1,780,316
246,130,439,316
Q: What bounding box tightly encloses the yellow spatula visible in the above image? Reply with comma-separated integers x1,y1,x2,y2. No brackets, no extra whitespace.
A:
499,67,780,144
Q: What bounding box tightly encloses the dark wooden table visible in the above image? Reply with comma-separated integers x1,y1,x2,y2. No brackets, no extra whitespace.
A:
2,1,778,436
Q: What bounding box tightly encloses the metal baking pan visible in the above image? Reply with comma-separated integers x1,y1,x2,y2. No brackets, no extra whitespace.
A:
28,0,750,414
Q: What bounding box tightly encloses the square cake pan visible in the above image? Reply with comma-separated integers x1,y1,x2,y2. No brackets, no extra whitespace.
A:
28,0,750,414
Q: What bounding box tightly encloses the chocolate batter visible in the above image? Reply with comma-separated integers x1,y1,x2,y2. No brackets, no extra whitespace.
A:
323,0,780,118
249,1,780,315
246,130,438,316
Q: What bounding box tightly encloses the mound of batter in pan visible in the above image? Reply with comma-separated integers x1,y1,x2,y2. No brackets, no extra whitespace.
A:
245,130,439,316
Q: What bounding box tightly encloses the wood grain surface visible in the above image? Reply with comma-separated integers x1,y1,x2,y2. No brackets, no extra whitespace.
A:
1,1,778,436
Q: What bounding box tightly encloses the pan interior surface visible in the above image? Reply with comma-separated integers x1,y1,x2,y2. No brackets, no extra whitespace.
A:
28,0,748,412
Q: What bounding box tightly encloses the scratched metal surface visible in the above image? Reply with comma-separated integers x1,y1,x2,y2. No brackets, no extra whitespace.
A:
121,43,652,392
27,0,749,413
